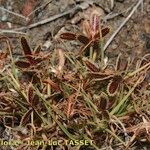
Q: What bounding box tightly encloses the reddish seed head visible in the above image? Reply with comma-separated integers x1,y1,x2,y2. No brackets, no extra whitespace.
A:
90,11,100,34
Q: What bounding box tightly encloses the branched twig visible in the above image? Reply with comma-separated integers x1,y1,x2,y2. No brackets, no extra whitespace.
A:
0,1,93,34
110,0,114,10
104,0,143,51
27,0,53,17
103,3,134,21
17,6,80,30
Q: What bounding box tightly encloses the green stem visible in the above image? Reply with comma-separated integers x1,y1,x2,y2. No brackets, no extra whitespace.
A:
90,47,93,60
31,111,34,138
83,135,100,150
100,40,104,65
34,87,77,140
105,128,126,147
110,77,141,115
124,62,150,80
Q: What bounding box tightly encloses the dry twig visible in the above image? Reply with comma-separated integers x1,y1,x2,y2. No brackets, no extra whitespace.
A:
0,29,27,35
0,7,27,20
27,0,53,18
0,1,94,34
103,3,135,21
104,0,143,51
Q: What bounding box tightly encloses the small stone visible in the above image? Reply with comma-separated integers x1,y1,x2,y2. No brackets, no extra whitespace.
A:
111,43,118,49
1,15,7,21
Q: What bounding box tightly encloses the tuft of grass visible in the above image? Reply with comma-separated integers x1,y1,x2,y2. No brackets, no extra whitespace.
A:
0,15,150,150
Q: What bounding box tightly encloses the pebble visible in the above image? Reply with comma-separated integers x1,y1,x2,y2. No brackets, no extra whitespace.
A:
111,43,118,49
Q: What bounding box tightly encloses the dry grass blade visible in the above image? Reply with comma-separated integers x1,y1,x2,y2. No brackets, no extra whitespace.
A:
83,20,91,38
20,108,32,126
43,78,61,92
34,45,42,54
0,36,12,58
57,49,65,72
66,93,76,119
